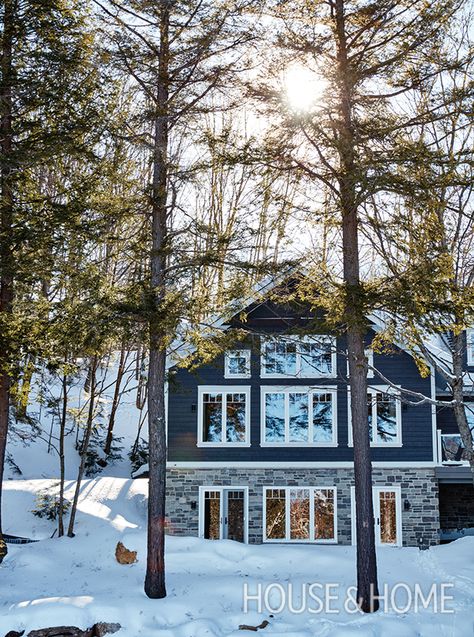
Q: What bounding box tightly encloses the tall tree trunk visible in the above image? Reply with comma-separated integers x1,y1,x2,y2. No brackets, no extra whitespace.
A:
334,0,379,612
451,330,474,484
58,363,68,537
0,0,14,543
104,344,127,455
144,1,169,600
67,356,98,537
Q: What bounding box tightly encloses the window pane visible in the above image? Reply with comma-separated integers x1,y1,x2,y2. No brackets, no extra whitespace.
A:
313,393,333,442
379,491,397,544
265,393,285,442
266,489,286,539
367,393,374,442
204,491,221,540
226,490,245,542
264,341,296,375
203,394,222,442
226,393,246,442
314,489,335,540
466,404,474,431
290,489,310,540
228,351,248,376
376,392,397,443
289,393,309,442
300,341,332,375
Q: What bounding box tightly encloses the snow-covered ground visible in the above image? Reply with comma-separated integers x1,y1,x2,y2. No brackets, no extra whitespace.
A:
1,478,473,637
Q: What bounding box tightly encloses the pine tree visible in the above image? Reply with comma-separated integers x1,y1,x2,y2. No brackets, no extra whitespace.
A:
252,0,467,612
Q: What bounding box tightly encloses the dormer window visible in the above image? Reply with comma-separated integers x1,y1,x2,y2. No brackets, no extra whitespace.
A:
261,336,336,378
224,350,251,378
467,329,474,366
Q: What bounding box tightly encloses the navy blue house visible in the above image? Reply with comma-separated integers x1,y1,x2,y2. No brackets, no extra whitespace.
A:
162,282,474,546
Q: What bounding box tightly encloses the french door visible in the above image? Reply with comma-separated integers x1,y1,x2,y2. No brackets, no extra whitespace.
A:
200,487,248,543
351,486,402,546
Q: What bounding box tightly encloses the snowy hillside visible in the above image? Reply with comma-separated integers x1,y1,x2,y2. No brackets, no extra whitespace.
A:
5,352,148,481
1,478,474,637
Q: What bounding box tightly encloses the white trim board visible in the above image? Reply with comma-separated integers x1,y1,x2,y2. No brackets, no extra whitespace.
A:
167,461,437,469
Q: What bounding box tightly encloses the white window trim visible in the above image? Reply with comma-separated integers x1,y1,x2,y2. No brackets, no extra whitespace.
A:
467,329,474,366
260,385,338,447
260,335,337,379
347,385,402,447
263,486,338,544
346,348,374,378
224,349,251,379
350,485,402,547
198,486,249,543
197,385,251,447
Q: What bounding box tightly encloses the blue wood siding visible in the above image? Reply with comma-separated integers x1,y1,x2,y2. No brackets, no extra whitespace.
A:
167,311,435,463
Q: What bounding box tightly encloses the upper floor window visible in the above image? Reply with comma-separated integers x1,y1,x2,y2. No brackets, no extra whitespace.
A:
198,386,250,446
261,386,337,446
225,350,251,378
348,386,402,446
346,349,374,378
261,336,336,378
467,329,474,366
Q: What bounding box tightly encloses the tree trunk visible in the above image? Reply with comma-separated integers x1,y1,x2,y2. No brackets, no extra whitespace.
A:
58,363,68,537
144,1,169,600
67,356,98,537
451,331,474,485
104,344,127,455
0,0,14,543
334,0,379,612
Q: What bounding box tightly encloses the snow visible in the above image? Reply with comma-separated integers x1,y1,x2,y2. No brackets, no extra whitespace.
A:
1,478,473,636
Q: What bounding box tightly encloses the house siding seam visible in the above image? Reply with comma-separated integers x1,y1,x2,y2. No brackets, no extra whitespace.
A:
165,467,440,547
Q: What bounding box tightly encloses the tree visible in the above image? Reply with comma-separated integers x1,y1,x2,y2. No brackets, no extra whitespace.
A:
0,0,105,546
252,0,467,611
95,0,259,598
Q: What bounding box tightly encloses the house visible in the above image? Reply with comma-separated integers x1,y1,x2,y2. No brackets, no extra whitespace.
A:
164,278,474,547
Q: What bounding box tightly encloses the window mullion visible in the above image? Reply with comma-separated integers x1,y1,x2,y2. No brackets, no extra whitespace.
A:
285,392,290,443
308,391,314,443
310,488,315,541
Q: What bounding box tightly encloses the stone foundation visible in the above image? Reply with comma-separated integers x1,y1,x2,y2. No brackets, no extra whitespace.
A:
165,467,440,547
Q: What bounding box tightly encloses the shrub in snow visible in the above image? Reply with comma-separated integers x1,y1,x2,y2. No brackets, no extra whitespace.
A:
32,489,71,521
82,430,124,477
129,437,148,473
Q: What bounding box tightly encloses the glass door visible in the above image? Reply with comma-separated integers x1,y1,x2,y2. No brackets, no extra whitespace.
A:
374,488,399,546
202,488,247,542
351,486,401,546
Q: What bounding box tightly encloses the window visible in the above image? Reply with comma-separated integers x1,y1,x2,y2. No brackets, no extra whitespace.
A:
225,350,251,378
346,349,374,378
261,386,337,446
467,329,474,366
348,386,402,446
264,487,337,543
198,386,250,446
261,336,336,378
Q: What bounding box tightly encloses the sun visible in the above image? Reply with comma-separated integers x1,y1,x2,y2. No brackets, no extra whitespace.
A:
284,64,326,113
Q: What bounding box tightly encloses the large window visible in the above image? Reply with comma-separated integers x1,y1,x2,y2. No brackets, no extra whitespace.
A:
348,387,402,446
224,350,251,378
264,487,337,543
198,386,250,446
467,329,474,366
261,336,336,378
261,387,337,446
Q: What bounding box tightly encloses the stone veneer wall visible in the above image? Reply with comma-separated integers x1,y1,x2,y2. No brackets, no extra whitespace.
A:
165,467,440,547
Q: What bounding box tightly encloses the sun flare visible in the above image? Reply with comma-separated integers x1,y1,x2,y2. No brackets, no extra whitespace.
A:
284,64,326,112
